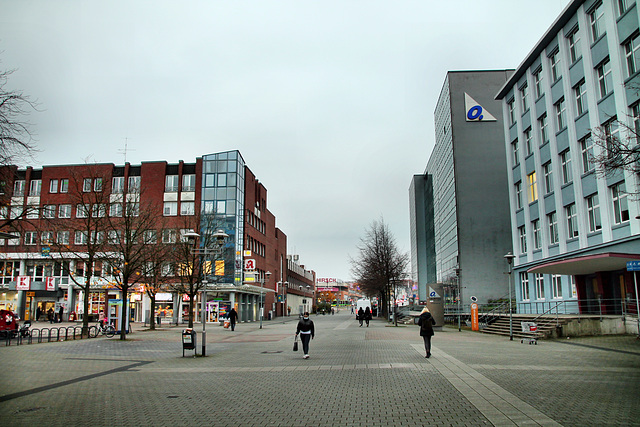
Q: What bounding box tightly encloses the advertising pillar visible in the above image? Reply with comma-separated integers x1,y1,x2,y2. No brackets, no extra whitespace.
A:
426,283,444,331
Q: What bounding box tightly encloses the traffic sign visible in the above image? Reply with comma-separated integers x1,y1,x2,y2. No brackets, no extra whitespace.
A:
627,261,640,271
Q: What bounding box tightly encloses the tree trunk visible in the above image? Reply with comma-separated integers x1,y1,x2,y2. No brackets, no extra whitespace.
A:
188,294,194,328
120,285,128,340
150,297,156,330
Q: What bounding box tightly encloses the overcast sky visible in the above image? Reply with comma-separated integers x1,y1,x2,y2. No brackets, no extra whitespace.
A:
1,0,570,280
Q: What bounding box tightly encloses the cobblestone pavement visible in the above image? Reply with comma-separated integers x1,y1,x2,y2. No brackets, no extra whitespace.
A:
1,311,639,426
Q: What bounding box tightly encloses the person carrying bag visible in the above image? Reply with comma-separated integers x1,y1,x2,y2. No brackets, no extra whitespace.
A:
293,335,299,352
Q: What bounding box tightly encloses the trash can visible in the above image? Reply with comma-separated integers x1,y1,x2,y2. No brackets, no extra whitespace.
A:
182,328,197,357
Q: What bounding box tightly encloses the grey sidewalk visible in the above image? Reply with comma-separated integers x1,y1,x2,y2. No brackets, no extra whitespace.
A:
1,310,639,426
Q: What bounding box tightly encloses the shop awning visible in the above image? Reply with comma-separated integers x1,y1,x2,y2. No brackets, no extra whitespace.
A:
527,253,640,275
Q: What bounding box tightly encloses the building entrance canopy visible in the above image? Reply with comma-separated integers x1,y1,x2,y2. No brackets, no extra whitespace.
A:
527,253,640,275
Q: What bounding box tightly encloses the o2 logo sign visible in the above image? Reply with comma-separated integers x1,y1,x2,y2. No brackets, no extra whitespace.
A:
464,93,496,122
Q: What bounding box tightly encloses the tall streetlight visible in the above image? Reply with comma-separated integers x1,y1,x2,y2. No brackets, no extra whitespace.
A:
260,271,271,329
504,252,516,341
184,228,228,357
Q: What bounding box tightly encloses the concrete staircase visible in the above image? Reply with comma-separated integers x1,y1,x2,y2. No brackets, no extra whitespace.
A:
481,314,569,340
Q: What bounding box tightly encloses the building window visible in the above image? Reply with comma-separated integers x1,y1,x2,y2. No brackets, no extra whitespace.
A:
574,80,587,116
579,136,593,174
94,178,103,192
548,212,559,245
182,174,196,192
520,273,530,300
83,178,92,192
76,204,88,218
632,103,640,136
596,59,613,99
532,219,541,250
518,226,527,254
520,84,529,112
508,99,516,125
24,231,37,245
41,231,53,245
611,182,630,224
515,182,523,210
625,33,640,77
110,203,123,217
217,173,227,187
13,180,25,196
92,204,106,218
534,68,543,99
550,50,561,82
108,230,121,244
570,276,577,297
128,176,141,192
50,179,59,194
163,202,178,216
29,179,41,196
43,205,56,219
555,98,566,131
56,231,69,245
60,179,69,193
560,149,573,184
165,175,179,192
75,231,88,245
58,204,71,218
161,229,177,244
144,230,157,244
180,201,195,216
539,114,549,145
589,2,605,42
112,177,124,194
511,139,519,165
524,128,533,156
161,262,175,276
568,27,581,63
527,172,538,203
586,194,602,232
566,203,579,238
604,119,620,159
552,275,563,299
535,274,545,299
543,162,553,194
126,202,140,217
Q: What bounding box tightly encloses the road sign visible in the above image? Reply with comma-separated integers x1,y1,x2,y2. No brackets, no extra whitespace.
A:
244,259,256,271
627,261,640,271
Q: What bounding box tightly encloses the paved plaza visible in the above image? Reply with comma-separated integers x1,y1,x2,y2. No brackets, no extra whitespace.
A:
1,310,639,426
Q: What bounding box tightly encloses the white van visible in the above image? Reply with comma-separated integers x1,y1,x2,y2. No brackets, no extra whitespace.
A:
355,299,371,318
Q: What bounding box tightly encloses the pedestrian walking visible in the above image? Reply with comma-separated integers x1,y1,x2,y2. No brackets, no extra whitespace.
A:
295,311,315,359
228,307,238,331
350,306,354,314
47,307,54,324
58,305,64,323
418,307,436,358
36,306,41,322
357,307,364,327
364,307,372,327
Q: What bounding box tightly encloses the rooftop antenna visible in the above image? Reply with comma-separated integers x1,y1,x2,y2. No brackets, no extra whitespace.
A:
118,137,136,163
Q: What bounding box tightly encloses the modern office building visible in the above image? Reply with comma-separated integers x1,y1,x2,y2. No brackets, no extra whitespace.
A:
495,0,640,314
410,70,514,306
0,150,311,323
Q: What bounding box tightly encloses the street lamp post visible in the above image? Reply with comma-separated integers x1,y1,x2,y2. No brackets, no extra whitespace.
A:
456,268,461,332
504,252,516,341
260,271,271,329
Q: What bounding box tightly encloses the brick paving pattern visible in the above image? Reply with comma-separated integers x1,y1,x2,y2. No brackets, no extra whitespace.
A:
1,311,639,426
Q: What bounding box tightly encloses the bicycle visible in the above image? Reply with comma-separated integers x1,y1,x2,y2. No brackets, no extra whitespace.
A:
90,322,116,338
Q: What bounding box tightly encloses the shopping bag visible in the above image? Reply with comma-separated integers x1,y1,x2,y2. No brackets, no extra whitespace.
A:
224,320,230,329
293,336,299,351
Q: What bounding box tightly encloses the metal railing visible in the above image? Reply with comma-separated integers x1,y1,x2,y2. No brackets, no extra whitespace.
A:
2,324,106,346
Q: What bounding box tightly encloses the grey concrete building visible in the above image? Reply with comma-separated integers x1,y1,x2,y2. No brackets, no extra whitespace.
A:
410,70,514,306
495,0,640,315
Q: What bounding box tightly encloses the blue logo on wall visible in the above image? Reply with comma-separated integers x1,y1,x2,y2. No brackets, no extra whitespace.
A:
464,93,496,122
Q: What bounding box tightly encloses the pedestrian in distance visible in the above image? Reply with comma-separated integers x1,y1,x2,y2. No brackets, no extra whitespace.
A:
47,307,54,324
357,307,364,327
58,305,64,323
418,307,436,358
295,311,315,359
228,307,238,331
36,306,41,322
364,306,372,327
350,306,354,314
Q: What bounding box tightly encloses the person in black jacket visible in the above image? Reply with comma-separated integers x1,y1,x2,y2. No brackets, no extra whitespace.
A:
418,307,436,358
295,311,315,359
228,308,238,331
364,307,372,327
357,307,364,327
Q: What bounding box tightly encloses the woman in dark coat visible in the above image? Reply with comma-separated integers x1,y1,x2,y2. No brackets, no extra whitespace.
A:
418,307,436,358
364,307,372,327
295,312,315,359
357,307,364,327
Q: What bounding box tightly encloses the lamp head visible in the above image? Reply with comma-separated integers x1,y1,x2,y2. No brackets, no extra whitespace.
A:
504,252,515,265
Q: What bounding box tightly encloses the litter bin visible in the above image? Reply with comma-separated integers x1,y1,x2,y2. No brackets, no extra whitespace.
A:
182,328,197,357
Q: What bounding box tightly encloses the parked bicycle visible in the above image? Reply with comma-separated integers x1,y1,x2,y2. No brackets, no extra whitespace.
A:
89,322,115,338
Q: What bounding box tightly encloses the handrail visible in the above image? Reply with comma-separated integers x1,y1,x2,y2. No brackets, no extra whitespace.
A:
532,301,563,327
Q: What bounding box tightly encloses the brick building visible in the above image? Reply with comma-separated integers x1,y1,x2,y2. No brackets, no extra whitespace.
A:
0,150,308,324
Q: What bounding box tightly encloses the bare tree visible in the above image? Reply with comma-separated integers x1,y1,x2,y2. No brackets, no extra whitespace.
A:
591,119,640,177
170,211,229,329
138,228,174,330
350,218,408,319
0,67,38,166
43,167,111,336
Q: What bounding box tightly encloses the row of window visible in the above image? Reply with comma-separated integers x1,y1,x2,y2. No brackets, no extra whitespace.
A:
247,210,265,234
519,273,578,301
245,235,265,257
2,228,199,247
517,182,629,253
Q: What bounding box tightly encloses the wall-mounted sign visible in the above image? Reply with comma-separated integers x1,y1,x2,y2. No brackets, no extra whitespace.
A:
465,93,496,122
428,286,441,298
45,277,56,292
244,259,256,270
16,276,31,291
